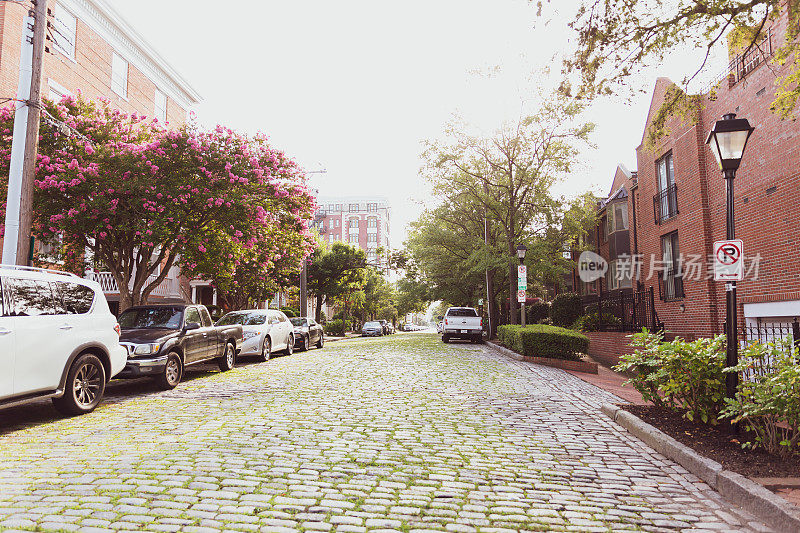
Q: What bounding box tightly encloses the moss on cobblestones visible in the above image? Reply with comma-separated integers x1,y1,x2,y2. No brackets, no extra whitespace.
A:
0,333,772,532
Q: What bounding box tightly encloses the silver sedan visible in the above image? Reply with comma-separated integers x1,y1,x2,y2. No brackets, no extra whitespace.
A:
216,309,295,361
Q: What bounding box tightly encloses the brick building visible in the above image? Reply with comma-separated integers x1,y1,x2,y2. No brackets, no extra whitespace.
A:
0,0,201,312
578,3,800,347
314,196,391,268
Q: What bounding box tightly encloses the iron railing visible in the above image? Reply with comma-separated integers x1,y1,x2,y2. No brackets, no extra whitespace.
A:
739,320,800,380
583,287,663,332
703,28,772,93
653,184,678,224
85,271,179,298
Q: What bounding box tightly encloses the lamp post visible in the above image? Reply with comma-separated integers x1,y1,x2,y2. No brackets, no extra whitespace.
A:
516,244,528,326
705,113,755,402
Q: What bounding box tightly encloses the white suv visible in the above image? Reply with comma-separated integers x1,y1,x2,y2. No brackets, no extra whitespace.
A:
0,265,126,415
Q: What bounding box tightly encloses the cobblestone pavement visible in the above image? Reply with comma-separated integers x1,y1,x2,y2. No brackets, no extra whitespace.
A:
0,333,773,532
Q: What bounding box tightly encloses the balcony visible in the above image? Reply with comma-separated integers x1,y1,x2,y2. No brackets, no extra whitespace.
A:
653,184,678,224
85,271,181,299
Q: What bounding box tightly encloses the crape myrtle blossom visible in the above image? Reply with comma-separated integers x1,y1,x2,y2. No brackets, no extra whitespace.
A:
0,95,316,310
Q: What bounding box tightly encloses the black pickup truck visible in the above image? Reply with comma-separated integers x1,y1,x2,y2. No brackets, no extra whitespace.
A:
116,304,243,389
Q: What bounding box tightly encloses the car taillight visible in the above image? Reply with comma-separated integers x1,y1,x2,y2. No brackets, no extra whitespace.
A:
114,323,121,336
445,319,448,325
479,318,483,327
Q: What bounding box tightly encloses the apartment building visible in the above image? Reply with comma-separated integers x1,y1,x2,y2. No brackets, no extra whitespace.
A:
314,196,391,267
575,4,800,360
0,0,201,312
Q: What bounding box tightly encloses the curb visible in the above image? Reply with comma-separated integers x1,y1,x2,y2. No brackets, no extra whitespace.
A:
601,403,800,532
485,341,525,361
485,341,598,374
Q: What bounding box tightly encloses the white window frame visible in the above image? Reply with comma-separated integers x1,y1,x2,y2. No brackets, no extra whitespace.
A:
154,89,167,122
111,52,129,99
52,5,77,60
47,79,71,102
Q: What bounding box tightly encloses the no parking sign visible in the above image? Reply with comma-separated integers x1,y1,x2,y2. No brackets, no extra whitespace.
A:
713,239,743,281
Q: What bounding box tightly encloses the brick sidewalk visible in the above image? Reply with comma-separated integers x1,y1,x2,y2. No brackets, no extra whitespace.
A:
566,360,649,405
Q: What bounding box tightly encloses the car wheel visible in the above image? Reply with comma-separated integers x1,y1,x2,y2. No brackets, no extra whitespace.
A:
442,335,449,343
154,352,183,390
316,334,324,349
217,342,236,371
301,335,309,352
257,337,272,362
52,353,106,416
284,334,294,355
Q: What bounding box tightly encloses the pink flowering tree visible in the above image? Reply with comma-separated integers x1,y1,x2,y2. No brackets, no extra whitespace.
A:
0,96,316,310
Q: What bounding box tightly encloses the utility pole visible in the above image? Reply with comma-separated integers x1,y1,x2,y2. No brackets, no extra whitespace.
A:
2,0,47,265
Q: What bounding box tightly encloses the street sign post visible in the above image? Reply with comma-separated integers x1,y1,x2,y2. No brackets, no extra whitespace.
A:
714,239,743,281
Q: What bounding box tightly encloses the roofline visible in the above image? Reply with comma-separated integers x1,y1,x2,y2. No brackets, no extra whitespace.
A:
64,0,202,109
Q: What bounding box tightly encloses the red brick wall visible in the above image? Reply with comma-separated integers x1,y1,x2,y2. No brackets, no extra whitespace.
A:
0,1,187,126
586,331,637,368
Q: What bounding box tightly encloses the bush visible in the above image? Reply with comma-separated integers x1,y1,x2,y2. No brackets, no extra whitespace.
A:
527,302,550,324
497,324,589,360
573,312,622,332
550,293,583,327
615,330,727,424
324,319,350,337
721,338,800,456
280,306,299,318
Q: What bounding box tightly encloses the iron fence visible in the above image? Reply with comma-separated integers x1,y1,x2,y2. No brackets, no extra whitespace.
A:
739,320,800,381
583,287,663,332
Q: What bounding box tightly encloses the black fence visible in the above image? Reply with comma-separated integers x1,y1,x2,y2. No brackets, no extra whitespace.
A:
739,320,800,381
583,287,663,332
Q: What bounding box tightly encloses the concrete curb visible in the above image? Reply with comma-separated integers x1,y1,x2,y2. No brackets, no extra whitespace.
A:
601,403,800,532
485,341,598,373
485,341,525,361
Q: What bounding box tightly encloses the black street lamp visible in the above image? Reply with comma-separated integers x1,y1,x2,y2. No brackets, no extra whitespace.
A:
705,113,755,403
516,244,527,326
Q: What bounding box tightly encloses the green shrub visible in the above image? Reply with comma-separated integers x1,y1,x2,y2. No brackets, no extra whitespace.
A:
280,307,299,318
615,330,727,424
550,293,583,327
324,319,350,337
573,312,622,332
527,302,550,324
498,324,589,360
721,338,800,456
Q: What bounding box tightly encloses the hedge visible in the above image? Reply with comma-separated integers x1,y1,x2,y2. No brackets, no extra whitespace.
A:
550,292,583,327
324,319,350,337
497,324,589,360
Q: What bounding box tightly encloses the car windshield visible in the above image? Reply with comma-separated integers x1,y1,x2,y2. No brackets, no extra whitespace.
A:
119,307,184,329
217,312,267,326
289,318,307,326
447,308,478,317
364,321,380,327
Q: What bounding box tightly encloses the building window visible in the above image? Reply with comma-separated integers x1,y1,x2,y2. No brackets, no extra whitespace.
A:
111,53,128,98
329,234,334,243
335,219,340,227
349,203,359,212
367,203,378,212
606,202,628,235
349,218,359,229
660,231,684,300
367,234,377,244
335,204,342,212
654,152,678,223
600,216,607,242
329,219,334,229
48,79,71,102
607,259,633,291
52,5,77,60
348,234,358,244
154,89,167,122
367,217,377,229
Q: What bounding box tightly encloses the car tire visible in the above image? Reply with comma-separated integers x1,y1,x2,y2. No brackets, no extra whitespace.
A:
52,353,106,416
316,334,324,349
284,334,294,355
258,337,271,362
154,352,183,390
442,335,449,343
217,342,236,371
300,335,309,352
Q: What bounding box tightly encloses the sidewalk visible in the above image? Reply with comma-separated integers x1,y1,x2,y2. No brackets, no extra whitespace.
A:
566,359,649,405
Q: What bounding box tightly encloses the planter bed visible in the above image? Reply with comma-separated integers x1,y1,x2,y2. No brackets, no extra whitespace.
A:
521,354,598,374
623,404,800,478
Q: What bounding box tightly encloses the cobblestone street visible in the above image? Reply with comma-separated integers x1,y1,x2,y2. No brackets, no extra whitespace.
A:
0,333,772,532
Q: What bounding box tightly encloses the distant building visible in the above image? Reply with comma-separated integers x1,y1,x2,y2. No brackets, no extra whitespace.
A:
314,196,391,267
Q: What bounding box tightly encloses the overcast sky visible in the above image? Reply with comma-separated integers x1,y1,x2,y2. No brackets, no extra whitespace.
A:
108,0,724,249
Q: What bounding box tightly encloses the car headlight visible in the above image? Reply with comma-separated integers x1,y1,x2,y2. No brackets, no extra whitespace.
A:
134,343,161,355
243,331,260,340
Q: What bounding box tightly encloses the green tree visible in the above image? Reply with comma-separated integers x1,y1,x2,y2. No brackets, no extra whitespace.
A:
306,242,367,322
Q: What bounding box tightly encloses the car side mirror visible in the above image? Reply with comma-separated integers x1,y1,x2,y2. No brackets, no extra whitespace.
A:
184,322,201,331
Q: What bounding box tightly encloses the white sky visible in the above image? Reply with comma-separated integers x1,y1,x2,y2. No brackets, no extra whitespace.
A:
108,0,725,249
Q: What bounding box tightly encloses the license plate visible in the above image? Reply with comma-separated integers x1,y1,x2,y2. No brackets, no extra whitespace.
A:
461,329,468,333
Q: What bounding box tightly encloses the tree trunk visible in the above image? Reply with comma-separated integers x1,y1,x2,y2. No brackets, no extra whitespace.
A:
315,295,324,322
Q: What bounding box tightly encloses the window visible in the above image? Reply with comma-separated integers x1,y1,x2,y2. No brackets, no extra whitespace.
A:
328,234,334,243
335,219,340,227
607,260,633,291
367,234,377,243
119,307,183,329
154,89,167,122
200,307,213,327
367,203,378,212
52,5,77,59
3,278,57,316
660,231,684,300
349,203,359,212
348,234,358,244
184,307,202,325
367,218,377,229
329,219,334,229
48,79,71,102
606,202,628,234
335,204,342,212
55,282,94,314
654,152,678,223
600,216,607,242
111,53,128,98
349,218,359,229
